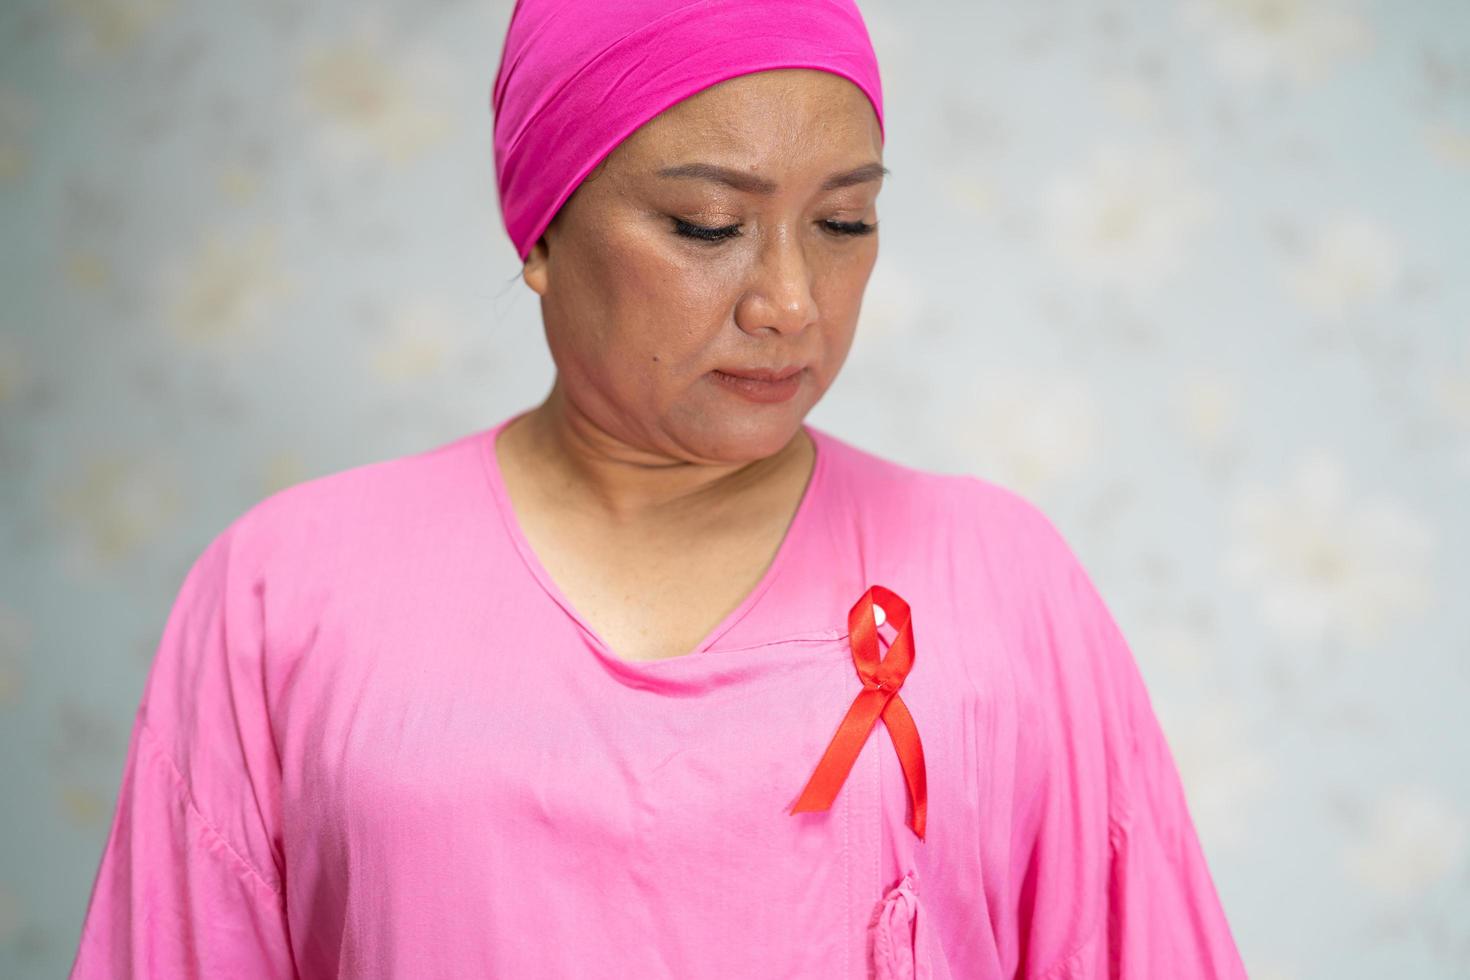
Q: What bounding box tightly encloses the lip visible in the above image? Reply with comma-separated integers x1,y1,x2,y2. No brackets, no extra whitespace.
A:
709,366,805,404
712,366,804,382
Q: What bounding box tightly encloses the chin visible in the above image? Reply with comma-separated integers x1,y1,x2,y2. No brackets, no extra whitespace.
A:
694,413,807,462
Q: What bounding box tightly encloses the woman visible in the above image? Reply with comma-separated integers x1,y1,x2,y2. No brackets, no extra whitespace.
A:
69,1,1249,977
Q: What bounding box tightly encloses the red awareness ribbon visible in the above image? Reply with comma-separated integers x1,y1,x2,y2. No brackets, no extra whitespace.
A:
790,585,928,840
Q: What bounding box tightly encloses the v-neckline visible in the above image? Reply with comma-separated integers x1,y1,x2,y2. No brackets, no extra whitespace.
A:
478,409,828,670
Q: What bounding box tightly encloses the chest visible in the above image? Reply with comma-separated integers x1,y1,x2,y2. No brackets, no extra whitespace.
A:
275,528,1020,978
285,622,892,977
523,512,792,662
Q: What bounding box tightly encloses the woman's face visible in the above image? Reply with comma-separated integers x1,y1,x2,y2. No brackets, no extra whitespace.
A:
521,68,885,463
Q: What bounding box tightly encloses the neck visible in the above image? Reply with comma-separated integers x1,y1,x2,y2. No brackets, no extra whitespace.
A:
503,381,813,527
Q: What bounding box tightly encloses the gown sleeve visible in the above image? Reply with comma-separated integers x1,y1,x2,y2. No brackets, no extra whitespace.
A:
68,521,297,979
1014,506,1249,980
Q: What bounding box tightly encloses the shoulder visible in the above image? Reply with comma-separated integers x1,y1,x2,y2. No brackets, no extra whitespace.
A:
809,423,1074,573
181,428,492,602
159,428,496,662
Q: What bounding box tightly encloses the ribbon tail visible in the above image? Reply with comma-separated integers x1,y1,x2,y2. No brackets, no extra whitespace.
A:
881,694,929,839
791,688,889,814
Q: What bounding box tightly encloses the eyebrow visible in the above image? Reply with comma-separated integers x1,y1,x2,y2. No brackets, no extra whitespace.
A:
655,161,889,194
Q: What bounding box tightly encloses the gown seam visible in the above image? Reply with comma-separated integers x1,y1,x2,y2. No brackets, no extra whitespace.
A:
845,730,853,979
137,714,287,904
1032,916,1101,980
1029,804,1129,978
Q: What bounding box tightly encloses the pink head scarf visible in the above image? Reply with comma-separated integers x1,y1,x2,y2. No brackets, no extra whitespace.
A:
490,0,886,263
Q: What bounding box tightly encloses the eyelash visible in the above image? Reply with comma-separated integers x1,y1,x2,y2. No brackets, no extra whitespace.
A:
672,218,877,243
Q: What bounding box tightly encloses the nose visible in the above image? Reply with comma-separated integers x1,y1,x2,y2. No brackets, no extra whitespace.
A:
734,224,818,336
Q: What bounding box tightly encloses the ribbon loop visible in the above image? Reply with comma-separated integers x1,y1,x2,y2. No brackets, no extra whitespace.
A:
790,585,928,839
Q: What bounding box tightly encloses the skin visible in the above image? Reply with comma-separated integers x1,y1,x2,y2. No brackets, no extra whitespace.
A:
496,68,885,661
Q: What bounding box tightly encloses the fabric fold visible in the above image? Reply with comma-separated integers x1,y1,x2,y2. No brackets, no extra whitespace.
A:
869,869,937,980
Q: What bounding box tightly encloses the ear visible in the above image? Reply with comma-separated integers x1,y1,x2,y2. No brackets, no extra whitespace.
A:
522,237,550,296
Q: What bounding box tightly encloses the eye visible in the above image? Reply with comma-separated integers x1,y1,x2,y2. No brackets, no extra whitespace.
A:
824,219,877,237
672,218,741,243
670,217,878,244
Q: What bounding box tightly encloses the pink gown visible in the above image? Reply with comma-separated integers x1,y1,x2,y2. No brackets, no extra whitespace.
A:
68,410,1249,978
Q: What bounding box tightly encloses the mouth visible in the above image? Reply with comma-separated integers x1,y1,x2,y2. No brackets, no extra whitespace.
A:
708,365,806,404
711,365,804,382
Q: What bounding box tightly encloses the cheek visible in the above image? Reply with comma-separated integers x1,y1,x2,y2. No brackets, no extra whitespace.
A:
554,280,724,399
815,250,876,321
601,252,736,354
812,254,875,374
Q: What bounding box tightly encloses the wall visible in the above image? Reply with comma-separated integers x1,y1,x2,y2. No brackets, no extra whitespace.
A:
1,0,1467,976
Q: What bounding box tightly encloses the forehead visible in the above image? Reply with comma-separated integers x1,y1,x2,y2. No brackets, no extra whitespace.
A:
618,68,879,161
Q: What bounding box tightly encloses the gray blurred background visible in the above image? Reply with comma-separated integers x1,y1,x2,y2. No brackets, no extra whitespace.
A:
3,0,1468,976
